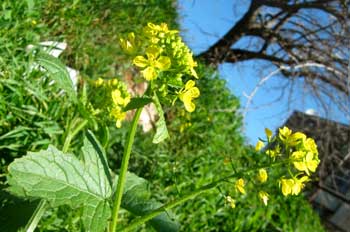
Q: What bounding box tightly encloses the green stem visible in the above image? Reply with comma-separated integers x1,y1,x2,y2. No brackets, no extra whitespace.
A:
121,160,290,232
63,119,88,152
24,200,47,232
109,107,143,232
24,118,88,232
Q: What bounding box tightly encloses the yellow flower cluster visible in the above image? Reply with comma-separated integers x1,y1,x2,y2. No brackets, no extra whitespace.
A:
258,126,319,196
110,86,131,128
133,46,171,81
280,176,309,196
276,126,320,196
122,22,200,112
230,173,270,207
91,78,130,128
227,126,320,209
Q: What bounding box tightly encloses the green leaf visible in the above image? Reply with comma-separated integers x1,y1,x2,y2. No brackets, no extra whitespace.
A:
152,93,169,143
121,173,180,232
35,52,77,102
7,143,111,232
82,130,113,188
124,97,152,111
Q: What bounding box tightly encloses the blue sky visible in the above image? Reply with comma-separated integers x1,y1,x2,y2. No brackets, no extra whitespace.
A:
177,0,349,144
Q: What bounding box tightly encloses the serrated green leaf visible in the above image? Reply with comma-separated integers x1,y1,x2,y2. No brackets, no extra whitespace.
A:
7,144,111,232
152,93,169,144
121,172,179,232
124,97,152,111
36,52,77,102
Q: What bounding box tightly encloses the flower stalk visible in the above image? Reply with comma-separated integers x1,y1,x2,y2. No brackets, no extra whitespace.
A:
109,107,143,232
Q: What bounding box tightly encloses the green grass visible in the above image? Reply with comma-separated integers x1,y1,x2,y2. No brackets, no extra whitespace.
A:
0,0,177,167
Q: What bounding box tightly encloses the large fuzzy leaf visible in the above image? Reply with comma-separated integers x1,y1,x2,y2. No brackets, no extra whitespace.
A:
7,139,112,232
36,52,77,102
122,172,179,232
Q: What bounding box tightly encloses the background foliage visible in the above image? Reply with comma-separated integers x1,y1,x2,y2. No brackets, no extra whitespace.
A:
1,0,324,231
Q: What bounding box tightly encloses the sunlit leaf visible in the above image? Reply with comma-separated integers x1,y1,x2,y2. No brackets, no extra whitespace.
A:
152,93,169,143
36,52,77,102
7,138,112,232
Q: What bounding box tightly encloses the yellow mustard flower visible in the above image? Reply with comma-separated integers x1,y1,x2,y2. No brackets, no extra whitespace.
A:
289,132,307,146
225,196,236,209
179,80,200,112
184,53,198,79
258,191,269,206
110,107,127,128
265,145,280,158
303,138,318,154
119,32,136,53
280,176,309,196
278,126,292,142
133,46,171,81
292,151,319,175
265,128,273,140
255,140,265,151
235,178,246,195
281,178,294,196
257,168,268,183
109,81,131,128
292,176,309,195
112,89,130,107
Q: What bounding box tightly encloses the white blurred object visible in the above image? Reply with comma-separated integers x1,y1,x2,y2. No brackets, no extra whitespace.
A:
305,108,318,116
27,41,79,90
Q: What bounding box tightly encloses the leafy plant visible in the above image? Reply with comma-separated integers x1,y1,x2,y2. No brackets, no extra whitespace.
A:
7,131,179,232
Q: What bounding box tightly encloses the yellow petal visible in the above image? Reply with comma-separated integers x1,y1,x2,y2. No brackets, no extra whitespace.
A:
185,80,195,89
307,160,319,173
257,168,268,183
133,56,149,68
155,56,171,70
292,181,302,195
235,178,246,195
294,161,308,172
184,98,195,112
187,87,200,98
265,128,272,140
255,140,265,151
141,66,157,81
191,67,199,79
111,89,122,105
145,46,161,60
279,126,292,141
281,179,293,196
291,132,306,141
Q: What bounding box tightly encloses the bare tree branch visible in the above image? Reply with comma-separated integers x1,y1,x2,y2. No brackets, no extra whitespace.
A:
197,0,350,113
